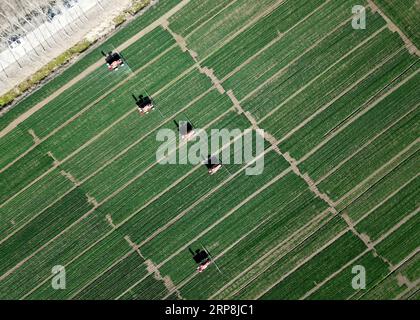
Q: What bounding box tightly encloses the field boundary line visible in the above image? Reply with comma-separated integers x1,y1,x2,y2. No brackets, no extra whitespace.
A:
256,26,387,123
369,0,419,56
354,173,419,226
210,206,334,300
123,166,294,299
278,46,408,145
300,248,370,299
161,215,273,300
0,43,178,174
220,0,335,82
297,69,420,164
0,0,191,139
336,139,419,207
17,124,260,296
68,249,135,300
304,209,419,300
315,105,418,184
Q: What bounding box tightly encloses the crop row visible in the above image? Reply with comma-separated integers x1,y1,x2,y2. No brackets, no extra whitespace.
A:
203,0,327,80
261,29,405,140
222,0,373,101
344,149,419,222
0,0,181,131
242,13,387,120
186,0,278,58
0,210,113,299
173,183,329,299
302,72,419,200
0,188,93,276
280,49,418,159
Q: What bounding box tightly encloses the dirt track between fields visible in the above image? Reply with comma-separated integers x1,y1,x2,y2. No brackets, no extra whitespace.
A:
0,0,191,140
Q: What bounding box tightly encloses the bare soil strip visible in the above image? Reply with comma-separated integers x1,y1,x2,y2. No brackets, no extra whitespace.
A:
28,129,40,145
68,250,135,299
144,259,183,300
396,279,420,300
220,0,335,82
300,248,369,299
0,0,192,139
369,0,419,56
278,47,408,145
257,26,387,123
337,139,419,206
210,210,333,299
316,106,417,184
354,173,419,225
162,215,273,299
297,70,420,164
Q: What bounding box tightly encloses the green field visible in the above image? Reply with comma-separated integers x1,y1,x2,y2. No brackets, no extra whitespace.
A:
0,0,418,300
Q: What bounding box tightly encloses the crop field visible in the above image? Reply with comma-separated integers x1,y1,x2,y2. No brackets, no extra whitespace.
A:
0,0,418,300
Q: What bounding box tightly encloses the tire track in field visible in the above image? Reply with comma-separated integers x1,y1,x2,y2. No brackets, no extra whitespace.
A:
0,0,192,139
